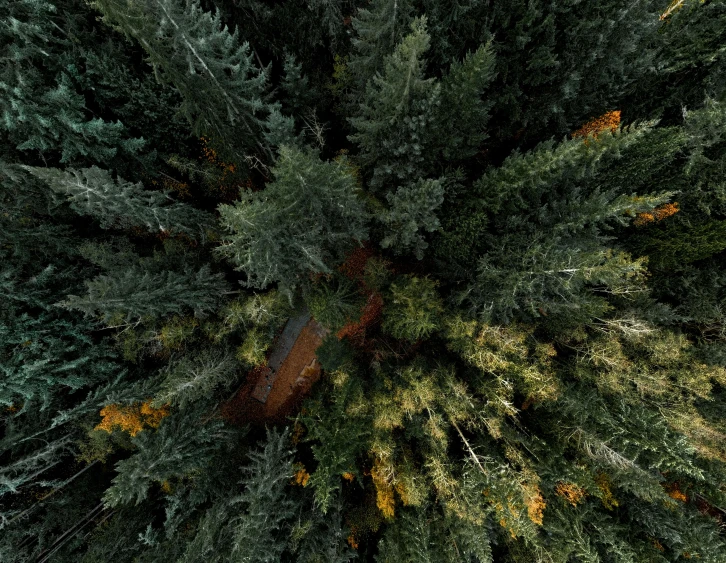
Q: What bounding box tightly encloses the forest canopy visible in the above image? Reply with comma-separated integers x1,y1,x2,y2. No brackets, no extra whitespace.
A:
2,0,726,561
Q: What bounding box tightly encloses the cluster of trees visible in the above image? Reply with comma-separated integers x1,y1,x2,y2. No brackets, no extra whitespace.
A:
2,0,726,560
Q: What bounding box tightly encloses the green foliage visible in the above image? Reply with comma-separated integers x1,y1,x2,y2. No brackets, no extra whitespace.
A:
349,18,440,192
25,165,213,239
5,0,726,560
62,254,227,325
103,407,234,507
382,276,443,341
0,0,145,164
306,276,365,331
348,0,414,103
153,349,238,408
218,146,368,291
379,177,445,259
94,0,272,160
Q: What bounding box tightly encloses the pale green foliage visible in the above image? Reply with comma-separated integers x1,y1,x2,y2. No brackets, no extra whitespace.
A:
464,241,649,323
153,350,238,408
379,177,445,259
382,276,443,341
24,165,213,239
236,328,272,367
218,147,368,291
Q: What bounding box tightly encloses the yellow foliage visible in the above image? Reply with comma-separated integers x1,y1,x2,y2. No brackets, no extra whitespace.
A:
595,473,619,510
371,458,396,519
95,401,170,437
555,482,587,506
524,483,546,526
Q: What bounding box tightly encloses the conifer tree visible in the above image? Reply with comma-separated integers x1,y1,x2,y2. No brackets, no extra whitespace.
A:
349,17,439,192
0,0,144,164
379,177,445,258
218,146,368,292
94,0,272,160
24,166,213,240
61,245,228,324
348,0,414,103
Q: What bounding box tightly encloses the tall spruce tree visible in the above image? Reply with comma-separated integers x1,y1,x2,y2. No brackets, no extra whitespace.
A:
94,0,273,161
218,146,368,292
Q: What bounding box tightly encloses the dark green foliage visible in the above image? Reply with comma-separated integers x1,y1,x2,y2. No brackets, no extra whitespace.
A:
4,0,726,560
218,146,368,292
349,18,439,191
379,177,445,258
103,406,235,507
62,245,228,324
0,0,146,165
94,0,273,161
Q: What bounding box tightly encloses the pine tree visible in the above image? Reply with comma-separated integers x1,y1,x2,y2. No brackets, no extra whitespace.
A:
94,0,272,160
24,165,214,240
0,0,145,164
61,245,228,324
382,275,443,341
218,146,368,292
348,0,414,103
103,406,234,507
379,177,445,259
349,17,440,192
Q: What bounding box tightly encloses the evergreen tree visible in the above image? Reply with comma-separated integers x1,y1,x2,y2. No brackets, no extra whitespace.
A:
218,146,368,292
24,165,214,240
94,0,272,160
61,244,228,324
0,0,145,164
349,17,440,192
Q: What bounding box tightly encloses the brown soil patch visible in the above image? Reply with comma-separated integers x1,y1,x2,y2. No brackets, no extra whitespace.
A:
222,320,326,425
262,319,324,418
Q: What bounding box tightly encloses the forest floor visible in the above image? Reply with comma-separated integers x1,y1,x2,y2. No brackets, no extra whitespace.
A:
222,317,327,425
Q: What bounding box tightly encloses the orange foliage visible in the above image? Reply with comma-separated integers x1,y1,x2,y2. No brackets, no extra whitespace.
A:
338,244,375,281
199,137,252,201
555,482,587,506
572,110,622,141
342,472,355,482
346,535,359,549
337,292,384,342
634,202,680,227
524,483,546,526
665,482,688,502
95,401,170,437
150,177,190,199
292,464,310,487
